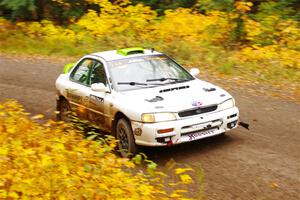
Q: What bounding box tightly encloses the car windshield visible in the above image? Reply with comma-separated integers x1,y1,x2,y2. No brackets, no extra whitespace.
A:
107,55,194,91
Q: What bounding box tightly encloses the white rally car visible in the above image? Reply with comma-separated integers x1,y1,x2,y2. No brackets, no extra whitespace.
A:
56,47,239,156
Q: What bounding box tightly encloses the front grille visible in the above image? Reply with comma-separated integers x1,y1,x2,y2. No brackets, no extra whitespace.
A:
178,105,218,117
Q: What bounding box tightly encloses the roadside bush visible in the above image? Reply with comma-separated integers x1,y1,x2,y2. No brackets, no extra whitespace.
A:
0,0,299,85
0,100,196,199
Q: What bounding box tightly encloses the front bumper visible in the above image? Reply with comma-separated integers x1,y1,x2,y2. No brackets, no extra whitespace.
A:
132,106,239,146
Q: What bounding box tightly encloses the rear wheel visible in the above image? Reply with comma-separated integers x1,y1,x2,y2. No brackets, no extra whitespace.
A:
116,118,138,157
57,99,72,122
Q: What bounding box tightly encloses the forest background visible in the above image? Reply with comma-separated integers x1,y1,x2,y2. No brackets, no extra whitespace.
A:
1,0,299,92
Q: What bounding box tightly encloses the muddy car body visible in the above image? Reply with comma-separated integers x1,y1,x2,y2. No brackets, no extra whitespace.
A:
56,48,239,156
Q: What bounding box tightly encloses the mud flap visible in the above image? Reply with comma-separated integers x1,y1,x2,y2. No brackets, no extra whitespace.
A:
238,121,250,130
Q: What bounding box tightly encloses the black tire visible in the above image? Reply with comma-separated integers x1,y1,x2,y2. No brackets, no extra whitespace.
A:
57,99,72,122
116,118,138,158
218,132,226,138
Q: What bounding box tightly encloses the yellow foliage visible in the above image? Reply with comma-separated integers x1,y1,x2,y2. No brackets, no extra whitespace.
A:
233,44,300,70
175,167,193,175
0,100,195,199
180,174,193,185
0,18,13,35
235,1,253,13
0,0,299,73
16,20,77,44
244,18,263,40
77,2,156,39
154,9,232,44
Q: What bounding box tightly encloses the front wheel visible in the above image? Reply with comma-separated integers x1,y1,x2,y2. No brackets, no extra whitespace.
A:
116,118,138,157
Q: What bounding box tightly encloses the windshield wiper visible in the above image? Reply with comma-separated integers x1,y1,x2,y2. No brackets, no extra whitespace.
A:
117,82,163,86
146,77,189,82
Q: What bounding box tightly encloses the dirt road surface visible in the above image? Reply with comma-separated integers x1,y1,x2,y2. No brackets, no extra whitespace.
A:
0,55,299,200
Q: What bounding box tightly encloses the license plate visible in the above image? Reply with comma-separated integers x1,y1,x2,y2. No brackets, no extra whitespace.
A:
187,129,217,141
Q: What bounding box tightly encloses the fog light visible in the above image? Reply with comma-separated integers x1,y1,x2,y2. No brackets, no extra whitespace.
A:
156,136,173,144
157,128,174,134
227,120,237,129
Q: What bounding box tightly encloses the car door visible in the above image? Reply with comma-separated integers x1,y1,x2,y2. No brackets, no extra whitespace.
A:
67,58,94,119
87,59,111,131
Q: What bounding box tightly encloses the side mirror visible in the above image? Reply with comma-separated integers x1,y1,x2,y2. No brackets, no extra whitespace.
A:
190,68,200,76
91,83,109,92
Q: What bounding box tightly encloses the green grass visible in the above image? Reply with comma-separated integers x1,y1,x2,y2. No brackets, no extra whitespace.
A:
218,61,235,74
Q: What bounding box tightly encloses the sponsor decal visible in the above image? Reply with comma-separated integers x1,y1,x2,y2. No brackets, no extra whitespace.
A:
192,100,202,107
188,129,215,141
134,128,142,136
90,95,104,103
82,96,89,106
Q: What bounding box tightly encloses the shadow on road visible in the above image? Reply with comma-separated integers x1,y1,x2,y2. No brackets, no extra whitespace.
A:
142,134,236,165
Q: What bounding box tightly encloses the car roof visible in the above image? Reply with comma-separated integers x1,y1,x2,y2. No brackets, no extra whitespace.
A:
90,49,163,61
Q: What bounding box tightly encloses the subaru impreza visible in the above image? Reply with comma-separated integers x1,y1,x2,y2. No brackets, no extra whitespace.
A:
55,47,239,156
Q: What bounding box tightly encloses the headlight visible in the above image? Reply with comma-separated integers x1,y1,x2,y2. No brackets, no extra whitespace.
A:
141,113,177,123
219,98,235,111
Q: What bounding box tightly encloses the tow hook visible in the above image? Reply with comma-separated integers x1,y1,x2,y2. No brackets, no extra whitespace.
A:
239,121,250,130
167,140,173,146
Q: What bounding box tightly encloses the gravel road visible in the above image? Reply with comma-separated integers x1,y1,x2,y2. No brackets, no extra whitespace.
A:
0,55,299,200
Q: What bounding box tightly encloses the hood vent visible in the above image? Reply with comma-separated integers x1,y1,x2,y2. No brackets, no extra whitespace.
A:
145,96,164,102
159,85,190,93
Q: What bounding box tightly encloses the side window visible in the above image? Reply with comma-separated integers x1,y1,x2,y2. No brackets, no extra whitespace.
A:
70,59,93,85
90,61,107,85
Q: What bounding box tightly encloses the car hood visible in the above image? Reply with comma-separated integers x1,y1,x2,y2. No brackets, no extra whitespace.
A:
113,79,233,113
